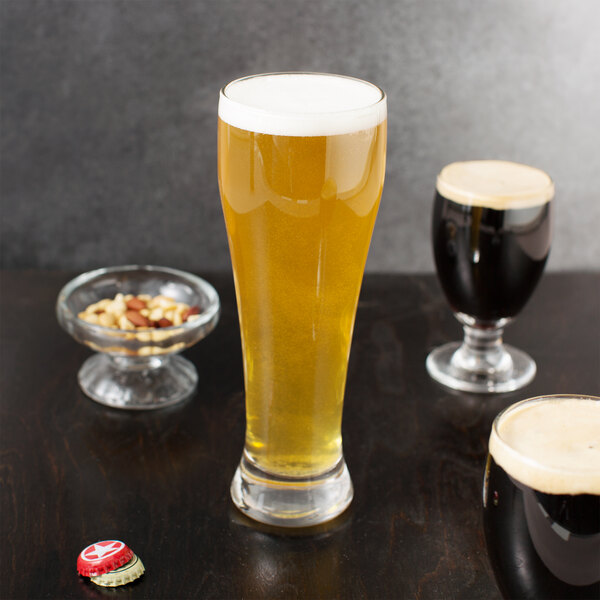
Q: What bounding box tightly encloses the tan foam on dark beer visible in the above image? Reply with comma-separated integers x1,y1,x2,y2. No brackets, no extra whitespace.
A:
437,160,554,209
489,397,600,495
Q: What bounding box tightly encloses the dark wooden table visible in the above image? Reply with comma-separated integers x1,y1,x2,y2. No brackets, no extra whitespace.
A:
1,271,598,599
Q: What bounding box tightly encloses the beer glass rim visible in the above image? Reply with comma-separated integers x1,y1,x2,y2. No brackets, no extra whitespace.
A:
220,71,387,115
436,160,555,210
219,72,386,136
490,394,600,474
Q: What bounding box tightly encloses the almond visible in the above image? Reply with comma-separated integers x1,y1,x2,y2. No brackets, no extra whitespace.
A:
156,317,173,328
126,297,147,311
125,310,151,328
182,305,200,321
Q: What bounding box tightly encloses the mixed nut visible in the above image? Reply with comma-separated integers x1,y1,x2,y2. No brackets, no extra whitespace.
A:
78,293,201,330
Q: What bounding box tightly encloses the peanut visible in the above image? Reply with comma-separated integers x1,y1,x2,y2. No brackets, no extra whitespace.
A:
78,293,202,332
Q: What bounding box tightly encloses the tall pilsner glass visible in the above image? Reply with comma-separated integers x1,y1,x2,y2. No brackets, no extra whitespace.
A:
218,73,387,527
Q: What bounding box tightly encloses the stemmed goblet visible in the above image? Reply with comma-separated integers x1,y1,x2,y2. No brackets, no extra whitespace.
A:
426,160,554,393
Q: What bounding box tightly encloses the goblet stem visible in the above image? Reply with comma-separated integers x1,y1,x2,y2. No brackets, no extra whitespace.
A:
451,319,513,377
426,313,536,393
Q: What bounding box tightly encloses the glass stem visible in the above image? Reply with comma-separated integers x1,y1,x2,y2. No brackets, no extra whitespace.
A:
452,320,513,376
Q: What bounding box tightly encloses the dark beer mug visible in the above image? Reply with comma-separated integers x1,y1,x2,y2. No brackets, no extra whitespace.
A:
483,395,600,599
427,160,554,393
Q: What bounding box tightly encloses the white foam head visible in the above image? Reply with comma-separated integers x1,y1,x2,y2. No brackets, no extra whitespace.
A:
218,72,387,136
436,160,554,209
489,395,600,495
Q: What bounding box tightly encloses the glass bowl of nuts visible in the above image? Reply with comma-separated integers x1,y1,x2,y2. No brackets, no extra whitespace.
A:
56,265,220,410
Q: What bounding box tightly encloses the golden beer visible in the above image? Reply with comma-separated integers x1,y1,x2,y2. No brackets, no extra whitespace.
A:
219,73,386,526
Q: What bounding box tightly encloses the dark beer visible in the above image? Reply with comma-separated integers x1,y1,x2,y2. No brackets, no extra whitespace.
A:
432,161,553,322
483,396,600,599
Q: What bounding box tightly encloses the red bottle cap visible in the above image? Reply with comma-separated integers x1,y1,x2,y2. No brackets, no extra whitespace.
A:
77,540,134,577
90,554,145,587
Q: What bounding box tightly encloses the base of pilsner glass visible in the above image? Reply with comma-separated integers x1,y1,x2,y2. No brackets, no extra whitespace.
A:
427,341,536,393
230,452,353,528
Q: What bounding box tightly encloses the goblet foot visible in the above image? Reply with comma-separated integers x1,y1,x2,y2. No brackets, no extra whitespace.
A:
426,341,536,393
230,453,353,528
78,353,197,410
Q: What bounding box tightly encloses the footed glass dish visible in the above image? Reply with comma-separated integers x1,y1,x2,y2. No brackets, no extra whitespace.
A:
57,265,220,410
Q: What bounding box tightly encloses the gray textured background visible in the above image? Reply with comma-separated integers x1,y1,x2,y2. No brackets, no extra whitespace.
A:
1,0,599,272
